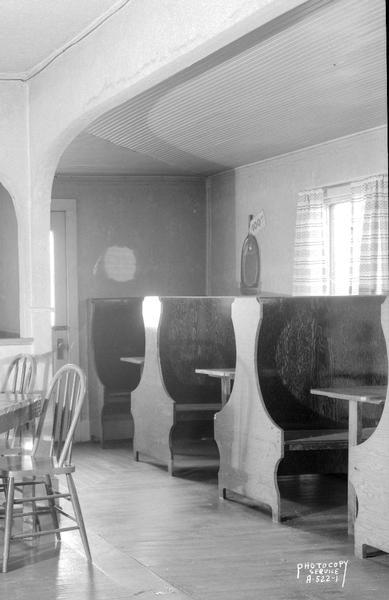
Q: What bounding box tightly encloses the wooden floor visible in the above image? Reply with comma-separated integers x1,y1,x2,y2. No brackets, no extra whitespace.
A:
1,441,388,599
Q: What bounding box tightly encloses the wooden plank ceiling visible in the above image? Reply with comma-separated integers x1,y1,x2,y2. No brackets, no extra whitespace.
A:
58,0,387,177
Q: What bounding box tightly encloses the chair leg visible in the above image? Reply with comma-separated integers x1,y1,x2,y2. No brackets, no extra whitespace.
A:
29,478,41,534
44,475,60,541
2,476,15,573
66,473,92,563
1,476,8,498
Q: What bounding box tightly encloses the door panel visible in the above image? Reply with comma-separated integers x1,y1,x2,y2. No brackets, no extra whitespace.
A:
51,210,70,372
51,199,86,441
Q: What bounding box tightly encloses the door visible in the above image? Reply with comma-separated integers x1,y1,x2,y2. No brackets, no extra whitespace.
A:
51,199,88,441
50,199,80,368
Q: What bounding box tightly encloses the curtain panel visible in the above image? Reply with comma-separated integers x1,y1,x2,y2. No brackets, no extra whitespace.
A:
353,175,389,294
293,174,388,296
292,189,329,295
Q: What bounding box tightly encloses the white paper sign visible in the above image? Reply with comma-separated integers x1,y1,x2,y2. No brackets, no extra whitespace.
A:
249,210,266,235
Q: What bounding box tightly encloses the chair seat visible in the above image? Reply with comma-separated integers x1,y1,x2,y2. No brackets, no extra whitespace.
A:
0,454,75,478
0,436,35,457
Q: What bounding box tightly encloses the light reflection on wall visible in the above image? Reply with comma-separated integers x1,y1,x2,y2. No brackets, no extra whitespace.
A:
103,246,136,282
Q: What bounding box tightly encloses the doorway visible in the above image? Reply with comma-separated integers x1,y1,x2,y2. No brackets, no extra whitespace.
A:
51,199,88,441
50,198,80,370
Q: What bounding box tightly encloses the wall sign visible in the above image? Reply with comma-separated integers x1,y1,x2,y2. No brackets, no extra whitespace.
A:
249,209,266,235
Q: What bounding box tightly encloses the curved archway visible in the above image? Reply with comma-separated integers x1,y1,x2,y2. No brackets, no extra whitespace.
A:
0,182,20,338
29,0,289,355
21,0,304,414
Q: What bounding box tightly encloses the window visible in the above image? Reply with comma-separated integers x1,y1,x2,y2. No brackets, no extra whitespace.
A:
327,185,364,295
293,174,388,296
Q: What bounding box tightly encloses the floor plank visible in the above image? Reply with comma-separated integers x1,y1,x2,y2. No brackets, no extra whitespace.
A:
1,441,388,599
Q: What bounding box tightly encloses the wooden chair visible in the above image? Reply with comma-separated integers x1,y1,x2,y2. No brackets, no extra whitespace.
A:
1,354,37,451
2,354,36,395
0,364,91,572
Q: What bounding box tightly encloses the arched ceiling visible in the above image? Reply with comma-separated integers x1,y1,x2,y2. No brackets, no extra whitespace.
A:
58,0,387,177
1,0,385,178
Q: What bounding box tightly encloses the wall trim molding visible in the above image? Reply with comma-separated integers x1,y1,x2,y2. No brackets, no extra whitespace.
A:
0,337,34,347
210,125,388,179
54,173,206,184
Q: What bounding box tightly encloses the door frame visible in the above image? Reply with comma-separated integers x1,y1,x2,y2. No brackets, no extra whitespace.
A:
51,199,88,441
51,198,80,366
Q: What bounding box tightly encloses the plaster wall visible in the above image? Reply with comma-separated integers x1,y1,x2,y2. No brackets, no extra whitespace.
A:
0,184,19,336
0,83,51,392
19,0,305,362
52,175,207,378
207,126,388,295
0,82,32,340
52,175,207,298
0,82,29,208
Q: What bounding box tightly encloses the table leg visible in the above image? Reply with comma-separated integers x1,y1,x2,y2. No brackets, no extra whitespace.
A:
220,377,230,407
348,401,362,535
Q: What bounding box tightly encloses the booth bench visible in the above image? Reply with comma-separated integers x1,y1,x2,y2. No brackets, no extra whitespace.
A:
87,297,145,447
349,296,389,558
131,296,236,474
215,295,387,524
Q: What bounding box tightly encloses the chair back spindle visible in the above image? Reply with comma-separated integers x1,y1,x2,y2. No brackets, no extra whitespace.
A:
1,354,37,446
32,364,86,466
2,354,36,394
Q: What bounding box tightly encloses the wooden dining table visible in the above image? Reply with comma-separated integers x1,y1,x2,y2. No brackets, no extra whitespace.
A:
120,356,145,366
120,356,145,378
0,391,43,526
195,368,235,406
310,385,386,534
0,391,43,435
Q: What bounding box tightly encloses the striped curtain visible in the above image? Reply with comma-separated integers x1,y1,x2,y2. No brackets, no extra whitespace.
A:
348,191,365,295
292,188,329,295
353,175,389,294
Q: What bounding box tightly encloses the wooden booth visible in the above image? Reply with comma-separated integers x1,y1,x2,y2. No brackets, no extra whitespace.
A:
87,297,145,447
349,296,389,558
131,296,236,474
215,295,387,526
